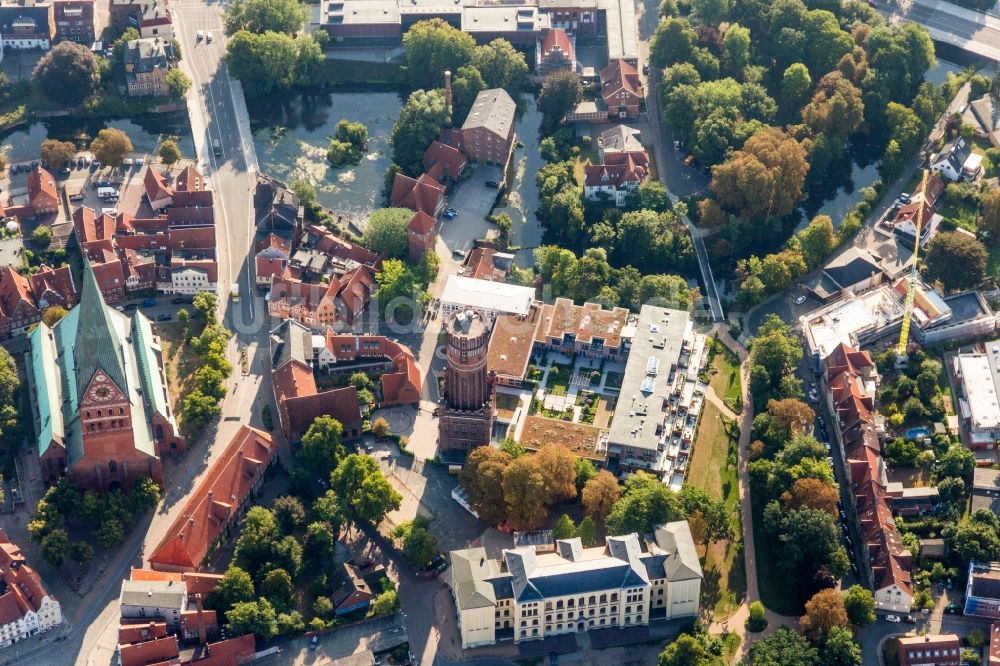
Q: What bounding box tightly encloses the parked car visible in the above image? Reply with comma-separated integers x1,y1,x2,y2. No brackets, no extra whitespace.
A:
850,561,858,575
171,297,186,304
944,604,963,615
206,31,213,43
309,636,318,651
899,192,912,204
485,180,499,188
156,314,172,322
452,249,467,259
196,30,203,40
443,207,458,219
123,158,134,167
794,295,806,305
683,154,695,166
141,298,156,307
886,614,901,623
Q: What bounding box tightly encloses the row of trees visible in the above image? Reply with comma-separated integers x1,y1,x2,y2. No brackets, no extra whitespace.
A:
180,293,233,431
28,477,160,566
225,30,325,96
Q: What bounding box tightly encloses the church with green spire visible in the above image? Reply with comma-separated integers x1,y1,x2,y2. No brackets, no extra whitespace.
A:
27,261,186,492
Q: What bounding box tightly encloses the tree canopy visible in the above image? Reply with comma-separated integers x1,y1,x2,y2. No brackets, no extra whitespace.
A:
363,208,412,259
389,88,450,175
401,19,476,90
33,42,99,106
224,0,307,35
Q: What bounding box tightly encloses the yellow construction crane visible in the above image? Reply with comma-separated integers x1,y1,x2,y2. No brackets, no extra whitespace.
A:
896,169,929,359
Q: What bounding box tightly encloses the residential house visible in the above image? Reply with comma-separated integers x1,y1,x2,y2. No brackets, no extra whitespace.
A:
449,524,701,648
124,37,174,97
888,199,942,248
976,469,1000,519
804,247,887,303
28,261,185,491
331,563,375,616
0,529,61,647
318,331,421,406
148,426,276,572
931,137,983,181
118,579,187,629
267,264,375,329
254,174,303,240
406,210,436,263
459,246,512,282
0,0,54,49
52,0,94,43
27,165,58,216
897,634,961,666
143,166,173,210
108,0,172,38
389,172,445,218
122,569,221,644
536,27,574,75
423,140,467,183
269,319,363,441
0,263,75,338
966,561,1000,618
461,88,516,167
584,150,649,207
534,298,631,362
600,59,641,118
254,233,290,289
597,124,642,161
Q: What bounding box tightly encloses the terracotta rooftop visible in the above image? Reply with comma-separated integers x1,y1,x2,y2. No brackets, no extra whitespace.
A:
0,530,52,625
407,211,436,236
118,635,179,666
118,621,168,645
143,166,173,203
540,27,573,58
389,173,444,217
423,140,467,182
148,426,275,572
175,165,206,192
535,298,630,349
600,58,641,101
488,303,542,380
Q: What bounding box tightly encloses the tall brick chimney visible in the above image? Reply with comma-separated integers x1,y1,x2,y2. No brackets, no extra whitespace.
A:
444,70,453,117
194,593,207,644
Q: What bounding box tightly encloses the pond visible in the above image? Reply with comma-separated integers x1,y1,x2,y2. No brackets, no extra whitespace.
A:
0,112,195,164
806,58,965,230
248,92,403,221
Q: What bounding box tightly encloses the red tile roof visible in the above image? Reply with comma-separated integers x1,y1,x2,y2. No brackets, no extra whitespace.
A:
407,211,436,236
308,225,379,267
195,634,256,666
119,635,179,666
148,426,275,572
118,621,169,645
29,264,77,307
422,141,467,182
0,265,39,321
584,151,649,188
600,59,642,103
143,166,173,205
27,166,58,213
169,226,216,251
255,233,290,257
389,173,444,217
256,257,285,281
175,166,205,192
540,28,573,59
0,529,55,623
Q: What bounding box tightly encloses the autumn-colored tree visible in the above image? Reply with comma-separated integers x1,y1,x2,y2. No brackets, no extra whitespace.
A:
698,198,727,228
710,127,809,221
981,188,1000,245
502,455,549,530
801,72,864,139
459,447,511,526
800,587,848,641
768,398,816,439
582,471,622,523
535,444,578,502
780,477,839,515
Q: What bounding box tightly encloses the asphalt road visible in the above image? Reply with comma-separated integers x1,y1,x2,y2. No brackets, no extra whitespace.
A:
172,0,260,337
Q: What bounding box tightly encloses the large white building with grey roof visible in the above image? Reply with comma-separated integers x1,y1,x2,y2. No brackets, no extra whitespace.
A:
447,522,702,648
605,305,707,486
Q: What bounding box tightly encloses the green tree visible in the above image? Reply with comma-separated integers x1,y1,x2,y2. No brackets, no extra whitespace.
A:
272,495,305,533
472,39,528,93
722,23,751,74
749,627,819,666
260,568,294,609
226,598,278,639
225,30,298,95
938,444,976,479
452,64,486,121
158,139,181,167
166,68,192,99
798,215,836,268
950,516,1000,562
393,515,438,567
801,72,864,138
30,225,52,248
537,70,583,124
233,507,280,572
577,516,597,546
552,514,577,540
780,63,812,113
182,389,221,431
401,19,476,90
499,438,526,459
389,88,450,175
209,566,256,612
224,0,306,35
747,600,767,631
90,128,133,168
650,18,696,69
368,590,399,616
327,119,369,166
68,540,95,564
312,490,345,533
843,584,875,628
363,208,412,259
33,42,99,106
658,634,713,666
606,472,685,535
924,231,988,292
822,625,862,666
40,529,69,567
574,457,597,492
298,415,346,478
691,0,729,25
779,507,849,581
356,473,402,524
294,35,324,87
304,521,335,564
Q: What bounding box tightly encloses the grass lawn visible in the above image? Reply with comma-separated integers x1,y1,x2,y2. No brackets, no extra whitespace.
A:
573,145,601,186
707,341,742,412
604,371,625,390
688,401,746,618
750,486,804,615
546,361,574,394
937,197,980,233
157,321,201,418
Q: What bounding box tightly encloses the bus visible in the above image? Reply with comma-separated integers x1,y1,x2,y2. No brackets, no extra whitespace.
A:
230,283,239,302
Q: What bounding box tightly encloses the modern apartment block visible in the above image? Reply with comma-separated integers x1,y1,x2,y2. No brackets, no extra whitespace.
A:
448,522,701,648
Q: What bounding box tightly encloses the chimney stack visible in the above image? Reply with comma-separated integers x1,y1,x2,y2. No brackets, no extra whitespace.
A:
194,593,207,645
444,70,453,117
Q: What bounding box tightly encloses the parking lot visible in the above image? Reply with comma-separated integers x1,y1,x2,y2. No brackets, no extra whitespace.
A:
438,166,504,256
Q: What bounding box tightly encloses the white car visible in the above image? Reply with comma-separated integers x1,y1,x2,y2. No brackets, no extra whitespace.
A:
123,158,133,166
206,32,213,43
885,614,902,623
794,295,806,305
196,30,203,41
